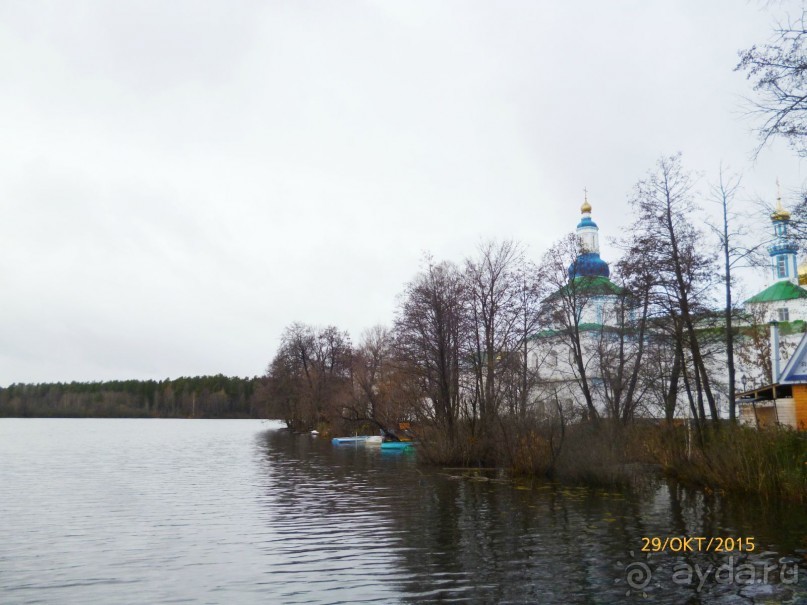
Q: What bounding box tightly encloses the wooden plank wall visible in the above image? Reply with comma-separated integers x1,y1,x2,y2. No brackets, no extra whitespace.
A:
791,385,807,430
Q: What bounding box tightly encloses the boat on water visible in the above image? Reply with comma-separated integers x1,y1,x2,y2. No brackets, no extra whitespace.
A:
365,436,383,445
379,441,416,451
331,436,374,445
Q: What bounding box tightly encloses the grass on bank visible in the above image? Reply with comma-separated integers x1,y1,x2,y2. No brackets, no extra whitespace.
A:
413,421,807,502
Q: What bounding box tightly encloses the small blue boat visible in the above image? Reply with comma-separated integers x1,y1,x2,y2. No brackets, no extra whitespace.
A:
380,441,416,451
331,436,373,445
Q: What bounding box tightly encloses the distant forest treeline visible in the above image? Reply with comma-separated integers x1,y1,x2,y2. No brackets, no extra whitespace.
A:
0,375,270,418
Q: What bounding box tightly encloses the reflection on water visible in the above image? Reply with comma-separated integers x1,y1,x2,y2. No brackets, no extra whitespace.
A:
257,429,807,604
1,419,805,604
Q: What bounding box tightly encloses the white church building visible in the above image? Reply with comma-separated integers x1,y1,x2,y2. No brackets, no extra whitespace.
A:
530,197,623,418
531,188,807,429
744,195,807,325
736,194,807,430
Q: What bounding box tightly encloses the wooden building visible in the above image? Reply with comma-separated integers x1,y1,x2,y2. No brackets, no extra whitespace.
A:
737,330,807,430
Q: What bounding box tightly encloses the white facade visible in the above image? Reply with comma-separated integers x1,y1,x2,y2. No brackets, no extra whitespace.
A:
577,203,599,254
529,191,807,421
752,298,807,325
529,198,622,417
745,195,807,323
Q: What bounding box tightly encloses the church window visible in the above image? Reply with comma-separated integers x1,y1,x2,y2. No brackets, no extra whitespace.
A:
777,255,788,278
778,308,790,322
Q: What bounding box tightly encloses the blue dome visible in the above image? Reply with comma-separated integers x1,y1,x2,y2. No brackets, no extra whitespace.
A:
577,216,598,229
568,252,610,279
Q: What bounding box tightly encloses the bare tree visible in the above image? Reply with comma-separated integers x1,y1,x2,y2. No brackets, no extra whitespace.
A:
267,322,353,430
782,188,807,256
641,324,684,423
463,240,529,431
738,304,774,386
394,258,467,437
595,251,653,423
628,154,720,428
514,259,545,419
707,167,767,421
342,325,419,435
267,322,314,429
737,8,807,157
538,234,602,421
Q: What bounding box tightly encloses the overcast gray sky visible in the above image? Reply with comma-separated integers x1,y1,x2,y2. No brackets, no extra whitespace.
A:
1,0,804,386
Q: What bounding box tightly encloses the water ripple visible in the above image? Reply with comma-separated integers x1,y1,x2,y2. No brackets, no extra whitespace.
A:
1,419,805,604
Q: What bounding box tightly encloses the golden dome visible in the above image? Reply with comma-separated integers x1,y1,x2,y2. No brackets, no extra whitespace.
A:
799,262,807,286
771,178,791,220
771,202,791,221
581,188,591,214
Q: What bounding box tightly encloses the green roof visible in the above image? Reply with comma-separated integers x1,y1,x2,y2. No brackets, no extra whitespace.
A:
745,281,807,304
578,322,607,332
736,320,807,336
533,323,613,338
548,275,624,300
573,275,624,295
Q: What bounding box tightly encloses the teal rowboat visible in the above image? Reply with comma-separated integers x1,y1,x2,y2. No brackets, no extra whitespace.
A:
380,441,416,451
331,436,373,445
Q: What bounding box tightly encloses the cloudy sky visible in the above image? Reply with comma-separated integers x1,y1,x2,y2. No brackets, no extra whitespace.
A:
1,0,805,385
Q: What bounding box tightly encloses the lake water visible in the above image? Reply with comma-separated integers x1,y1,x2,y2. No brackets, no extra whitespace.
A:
0,418,805,604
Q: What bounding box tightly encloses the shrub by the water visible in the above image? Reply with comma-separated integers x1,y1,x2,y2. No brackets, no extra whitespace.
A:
413,419,807,501
667,424,807,502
